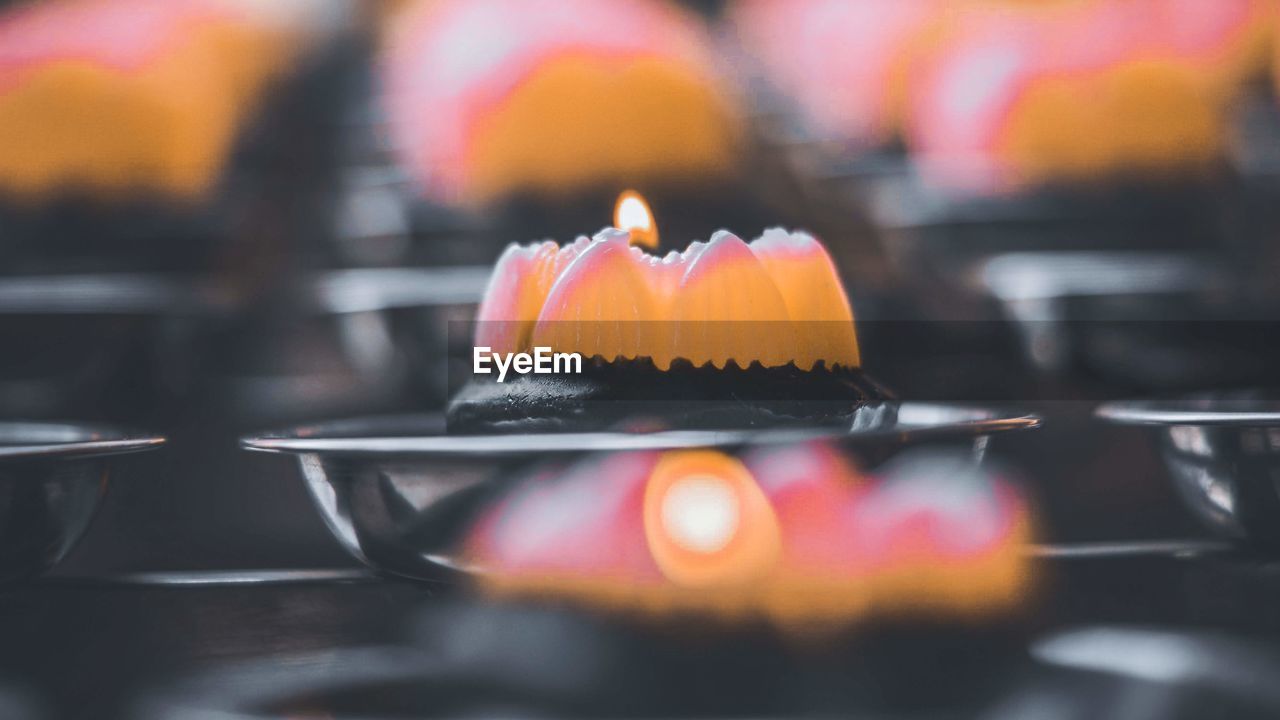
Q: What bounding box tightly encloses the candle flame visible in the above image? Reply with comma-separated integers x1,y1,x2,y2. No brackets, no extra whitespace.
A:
614,190,659,249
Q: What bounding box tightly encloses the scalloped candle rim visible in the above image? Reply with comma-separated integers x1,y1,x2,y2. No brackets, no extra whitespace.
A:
475,227,860,371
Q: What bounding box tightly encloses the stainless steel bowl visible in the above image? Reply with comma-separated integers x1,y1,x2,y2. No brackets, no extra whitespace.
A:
0,422,165,582
976,251,1227,381
1097,392,1280,549
0,273,229,421
214,266,487,421
242,404,1040,580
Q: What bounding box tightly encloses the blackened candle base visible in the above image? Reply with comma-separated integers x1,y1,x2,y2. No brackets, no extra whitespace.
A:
446,357,898,434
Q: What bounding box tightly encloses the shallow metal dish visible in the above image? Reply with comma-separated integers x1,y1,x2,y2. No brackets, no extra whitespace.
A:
213,266,487,421
242,404,1040,580
0,422,164,582
1097,391,1280,549
0,273,229,422
976,251,1237,387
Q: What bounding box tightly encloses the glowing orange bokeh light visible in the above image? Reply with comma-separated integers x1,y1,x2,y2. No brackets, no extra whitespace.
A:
642,450,781,590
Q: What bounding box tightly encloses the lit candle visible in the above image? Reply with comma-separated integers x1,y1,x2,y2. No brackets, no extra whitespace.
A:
452,191,893,436
614,189,659,249
476,191,860,372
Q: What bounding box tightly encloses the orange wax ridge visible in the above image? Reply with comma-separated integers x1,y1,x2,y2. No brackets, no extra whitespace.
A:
382,0,739,205
466,442,1036,627
474,228,860,371
0,0,310,201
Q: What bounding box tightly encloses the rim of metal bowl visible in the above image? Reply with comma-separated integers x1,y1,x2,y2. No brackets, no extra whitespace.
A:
303,266,489,314
0,273,229,316
1096,395,1280,426
0,422,165,461
240,403,1041,458
0,268,489,318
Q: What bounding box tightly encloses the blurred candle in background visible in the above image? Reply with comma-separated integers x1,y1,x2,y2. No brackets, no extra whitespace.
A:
379,0,742,207
728,0,943,151
905,0,1272,193
0,0,334,203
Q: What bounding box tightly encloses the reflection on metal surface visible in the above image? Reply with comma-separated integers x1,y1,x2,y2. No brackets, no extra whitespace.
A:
242,405,1040,581
978,251,1225,376
0,274,229,315
0,422,164,460
993,625,1280,720
980,252,1218,303
245,404,1041,456
1099,396,1280,426
1098,391,1280,548
306,267,489,315
1035,626,1280,706
1167,425,1212,458
0,422,165,583
48,569,376,587
1026,539,1231,559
